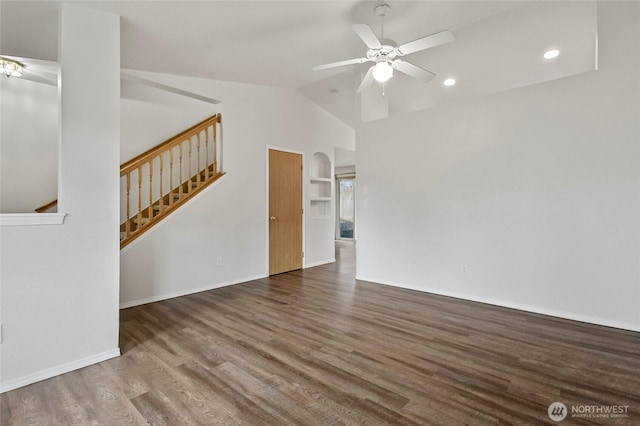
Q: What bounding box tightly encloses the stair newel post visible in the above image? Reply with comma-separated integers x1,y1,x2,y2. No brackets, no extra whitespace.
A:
204,128,209,182
197,131,202,186
148,159,153,221
137,165,142,231
187,138,192,194
179,141,184,199
126,173,131,237
169,147,174,206
159,152,164,214
213,117,218,175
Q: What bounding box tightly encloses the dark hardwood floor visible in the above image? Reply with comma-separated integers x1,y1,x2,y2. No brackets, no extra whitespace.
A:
2,241,639,425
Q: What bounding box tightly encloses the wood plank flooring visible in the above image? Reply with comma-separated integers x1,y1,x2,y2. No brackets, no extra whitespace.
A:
2,241,639,425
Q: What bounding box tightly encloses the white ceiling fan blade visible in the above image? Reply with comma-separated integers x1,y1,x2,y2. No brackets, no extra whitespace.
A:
394,60,436,84
352,24,382,50
312,57,367,71
396,30,454,56
357,66,375,93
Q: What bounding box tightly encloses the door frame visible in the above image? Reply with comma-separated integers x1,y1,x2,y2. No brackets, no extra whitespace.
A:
265,146,306,275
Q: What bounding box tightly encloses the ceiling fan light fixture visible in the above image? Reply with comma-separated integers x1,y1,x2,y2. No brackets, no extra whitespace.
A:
372,60,393,82
0,57,24,78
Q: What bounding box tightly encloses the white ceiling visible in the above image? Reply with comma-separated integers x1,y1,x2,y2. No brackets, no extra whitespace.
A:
1,1,597,127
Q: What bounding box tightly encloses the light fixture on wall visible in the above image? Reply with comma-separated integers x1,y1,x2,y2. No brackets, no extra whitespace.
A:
0,57,24,78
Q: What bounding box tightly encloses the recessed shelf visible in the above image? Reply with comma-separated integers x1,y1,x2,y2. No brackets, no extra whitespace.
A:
309,152,332,218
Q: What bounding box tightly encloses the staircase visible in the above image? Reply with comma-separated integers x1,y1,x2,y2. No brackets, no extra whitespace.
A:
36,113,224,249
120,113,224,248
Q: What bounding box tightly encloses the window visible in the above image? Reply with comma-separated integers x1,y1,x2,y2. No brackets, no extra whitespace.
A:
337,178,355,239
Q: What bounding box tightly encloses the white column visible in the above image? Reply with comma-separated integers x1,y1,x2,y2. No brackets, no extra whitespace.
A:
0,3,120,392
57,0,121,355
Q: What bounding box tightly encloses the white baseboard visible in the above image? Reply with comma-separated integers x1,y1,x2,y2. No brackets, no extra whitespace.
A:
0,348,120,394
120,274,268,309
304,259,336,268
355,275,640,333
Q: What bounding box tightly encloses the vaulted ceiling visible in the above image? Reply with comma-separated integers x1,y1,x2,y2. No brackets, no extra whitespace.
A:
1,1,597,126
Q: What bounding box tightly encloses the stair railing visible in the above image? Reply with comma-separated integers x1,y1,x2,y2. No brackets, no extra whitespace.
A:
34,199,58,213
119,113,223,248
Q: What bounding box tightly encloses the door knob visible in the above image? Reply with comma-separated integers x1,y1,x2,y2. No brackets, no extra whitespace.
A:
270,216,277,221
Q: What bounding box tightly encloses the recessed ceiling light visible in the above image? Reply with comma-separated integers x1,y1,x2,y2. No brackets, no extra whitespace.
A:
443,78,456,87
544,49,560,60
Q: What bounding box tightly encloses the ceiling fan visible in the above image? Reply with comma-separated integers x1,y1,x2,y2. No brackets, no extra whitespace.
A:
313,4,454,93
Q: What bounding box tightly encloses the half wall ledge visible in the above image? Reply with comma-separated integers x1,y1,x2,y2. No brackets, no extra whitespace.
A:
0,213,66,226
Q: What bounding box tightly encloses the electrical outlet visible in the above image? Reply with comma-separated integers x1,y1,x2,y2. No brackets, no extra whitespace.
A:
461,265,469,275
216,257,223,266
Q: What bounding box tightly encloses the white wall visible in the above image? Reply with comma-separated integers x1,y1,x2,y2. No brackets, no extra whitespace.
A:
0,4,121,391
120,79,217,163
356,2,640,331
120,70,355,307
0,77,58,213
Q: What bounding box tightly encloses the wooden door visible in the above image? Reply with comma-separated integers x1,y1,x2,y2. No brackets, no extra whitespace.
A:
269,149,303,275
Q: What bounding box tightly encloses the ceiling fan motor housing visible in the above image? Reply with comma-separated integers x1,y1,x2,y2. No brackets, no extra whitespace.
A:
366,42,398,62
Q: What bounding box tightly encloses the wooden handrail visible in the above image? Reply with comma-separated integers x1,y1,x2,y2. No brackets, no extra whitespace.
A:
120,114,221,176
35,199,58,213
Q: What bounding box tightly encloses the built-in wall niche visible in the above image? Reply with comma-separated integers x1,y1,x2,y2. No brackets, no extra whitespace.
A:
309,152,331,218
